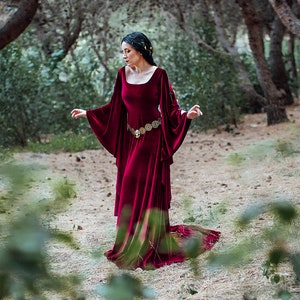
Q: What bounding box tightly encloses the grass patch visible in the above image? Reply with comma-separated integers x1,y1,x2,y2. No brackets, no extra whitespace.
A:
225,137,299,166
0,146,13,162
274,139,297,157
27,132,101,153
243,139,276,161
225,138,276,166
226,152,246,166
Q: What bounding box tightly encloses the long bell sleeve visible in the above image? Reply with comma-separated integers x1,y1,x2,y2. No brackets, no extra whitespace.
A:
86,70,128,162
159,70,191,161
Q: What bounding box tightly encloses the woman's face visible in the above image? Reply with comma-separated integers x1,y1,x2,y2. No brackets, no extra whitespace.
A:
121,42,142,67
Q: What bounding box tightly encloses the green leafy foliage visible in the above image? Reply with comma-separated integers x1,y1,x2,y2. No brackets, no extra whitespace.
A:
290,253,300,279
271,201,298,224
97,273,155,300
237,204,266,228
0,162,82,299
208,238,258,267
162,25,244,131
208,199,300,296
240,52,263,98
262,260,285,284
0,147,13,163
277,290,292,300
0,43,47,146
0,32,104,147
182,236,201,259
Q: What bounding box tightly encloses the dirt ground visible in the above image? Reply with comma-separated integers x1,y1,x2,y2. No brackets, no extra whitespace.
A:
14,103,300,300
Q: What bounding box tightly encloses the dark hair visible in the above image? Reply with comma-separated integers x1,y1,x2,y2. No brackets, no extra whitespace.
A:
122,32,156,66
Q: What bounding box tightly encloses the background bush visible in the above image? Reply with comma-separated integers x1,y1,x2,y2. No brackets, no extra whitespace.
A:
0,33,105,147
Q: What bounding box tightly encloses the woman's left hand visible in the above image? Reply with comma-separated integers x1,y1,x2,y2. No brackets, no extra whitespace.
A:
187,105,203,119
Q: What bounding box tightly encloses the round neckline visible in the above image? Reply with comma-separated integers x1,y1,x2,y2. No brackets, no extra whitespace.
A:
124,66,159,85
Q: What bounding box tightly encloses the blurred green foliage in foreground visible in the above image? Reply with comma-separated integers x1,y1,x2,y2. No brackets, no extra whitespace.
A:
0,161,82,300
208,199,300,299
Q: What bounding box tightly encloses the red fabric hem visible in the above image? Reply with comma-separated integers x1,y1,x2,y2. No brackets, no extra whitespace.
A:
105,226,221,270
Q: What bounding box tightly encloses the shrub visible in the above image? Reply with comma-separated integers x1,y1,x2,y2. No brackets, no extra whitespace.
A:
162,26,244,131
0,33,106,147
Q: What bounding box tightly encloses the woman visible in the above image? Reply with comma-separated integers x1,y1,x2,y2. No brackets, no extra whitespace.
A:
71,32,220,270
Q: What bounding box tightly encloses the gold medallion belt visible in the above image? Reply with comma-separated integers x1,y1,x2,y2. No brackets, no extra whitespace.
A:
127,118,162,139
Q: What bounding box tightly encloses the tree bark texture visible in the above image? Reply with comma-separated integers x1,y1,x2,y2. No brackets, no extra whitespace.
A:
0,0,39,50
236,0,288,125
268,0,300,38
269,15,294,105
287,33,298,95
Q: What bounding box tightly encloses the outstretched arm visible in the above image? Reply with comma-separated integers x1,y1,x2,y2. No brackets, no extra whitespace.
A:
71,109,87,119
187,105,203,120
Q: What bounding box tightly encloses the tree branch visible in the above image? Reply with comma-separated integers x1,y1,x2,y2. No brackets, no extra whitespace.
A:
0,0,39,49
62,9,84,56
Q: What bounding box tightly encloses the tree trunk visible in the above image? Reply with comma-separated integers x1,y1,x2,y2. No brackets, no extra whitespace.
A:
286,33,298,96
0,0,39,50
211,0,266,112
268,0,300,38
269,15,294,105
236,0,288,125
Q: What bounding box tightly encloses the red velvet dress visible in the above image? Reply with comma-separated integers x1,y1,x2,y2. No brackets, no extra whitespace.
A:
86,66,220,269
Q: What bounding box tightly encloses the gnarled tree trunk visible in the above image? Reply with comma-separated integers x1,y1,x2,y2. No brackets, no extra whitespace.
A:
269,15,293,105
236,0,288,125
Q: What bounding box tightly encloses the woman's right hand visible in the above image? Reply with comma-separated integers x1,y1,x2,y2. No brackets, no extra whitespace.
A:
71,109,87,119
